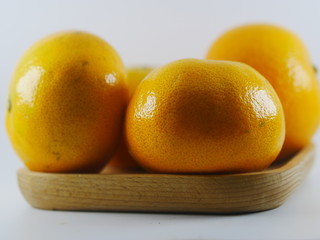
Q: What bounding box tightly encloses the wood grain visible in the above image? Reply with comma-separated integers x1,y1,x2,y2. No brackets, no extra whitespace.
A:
17,143,315,214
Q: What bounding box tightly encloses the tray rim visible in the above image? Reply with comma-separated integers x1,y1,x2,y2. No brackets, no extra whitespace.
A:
17,143,316,214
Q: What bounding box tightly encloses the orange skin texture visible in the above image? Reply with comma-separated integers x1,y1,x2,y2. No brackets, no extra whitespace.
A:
206,24,320,160
6,31,128,173
105,67,153,171
125,59,285,173
126,67,153,98
103,137,141,172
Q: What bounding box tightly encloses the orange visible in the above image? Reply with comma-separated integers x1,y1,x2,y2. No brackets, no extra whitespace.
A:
206,24,320,160
126,67,153,98
6,31,128,173
125,59,285,173
105,67,153,172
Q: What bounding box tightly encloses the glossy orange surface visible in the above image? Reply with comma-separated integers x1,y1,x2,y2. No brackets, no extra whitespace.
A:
106,67,153,171
206,24,320,160
6,31,128,173
125,59,285,173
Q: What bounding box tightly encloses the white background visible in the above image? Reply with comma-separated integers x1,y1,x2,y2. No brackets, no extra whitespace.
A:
1,0,320,239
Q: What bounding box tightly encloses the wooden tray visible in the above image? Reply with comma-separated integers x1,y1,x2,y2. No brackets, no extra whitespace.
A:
17,144,315,214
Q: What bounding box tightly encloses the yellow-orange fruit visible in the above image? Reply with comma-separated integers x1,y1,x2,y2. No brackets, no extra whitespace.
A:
206,24,320,160
105,67,153,172
125,59,285,173
6,31,128,173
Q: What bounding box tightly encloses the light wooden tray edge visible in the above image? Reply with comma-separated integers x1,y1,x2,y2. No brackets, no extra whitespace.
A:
17,143,316,214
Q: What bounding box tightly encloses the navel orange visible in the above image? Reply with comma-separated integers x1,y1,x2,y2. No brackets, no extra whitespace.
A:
6,31,128,173
125,59,285,173
206,24,320,160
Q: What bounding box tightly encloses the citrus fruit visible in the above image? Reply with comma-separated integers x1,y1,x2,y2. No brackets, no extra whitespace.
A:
125,59,285,173
6,31,128,173
126,67,153,98
206,24,320,160
105,67,153,172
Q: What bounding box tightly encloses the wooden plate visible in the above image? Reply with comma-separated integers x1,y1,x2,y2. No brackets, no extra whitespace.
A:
17,143,315,214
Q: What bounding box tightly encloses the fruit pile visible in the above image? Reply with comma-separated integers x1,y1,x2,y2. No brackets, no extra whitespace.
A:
6,24,320,174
